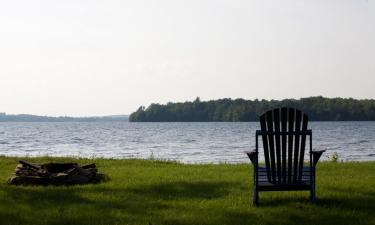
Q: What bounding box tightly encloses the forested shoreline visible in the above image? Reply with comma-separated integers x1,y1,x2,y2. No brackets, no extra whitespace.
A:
0,113,128,122
129,96,375,122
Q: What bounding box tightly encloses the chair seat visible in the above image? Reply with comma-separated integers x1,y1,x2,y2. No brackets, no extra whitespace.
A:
256,167,312,191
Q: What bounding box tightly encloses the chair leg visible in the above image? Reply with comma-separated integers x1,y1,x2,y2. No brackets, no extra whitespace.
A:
253,187,259,206
310,187,316,204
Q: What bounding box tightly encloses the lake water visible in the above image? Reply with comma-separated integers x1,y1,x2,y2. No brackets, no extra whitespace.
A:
0,122,374,163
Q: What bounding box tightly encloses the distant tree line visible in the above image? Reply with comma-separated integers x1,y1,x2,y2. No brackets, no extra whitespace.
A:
129,96,375,122
0,113,128,122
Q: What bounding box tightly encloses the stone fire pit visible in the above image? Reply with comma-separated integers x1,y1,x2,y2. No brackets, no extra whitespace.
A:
8,160,106,185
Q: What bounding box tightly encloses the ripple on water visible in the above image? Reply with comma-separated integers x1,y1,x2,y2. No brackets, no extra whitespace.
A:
0,121,374,163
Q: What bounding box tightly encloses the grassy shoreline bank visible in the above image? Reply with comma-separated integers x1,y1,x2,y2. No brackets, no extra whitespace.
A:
0,156,374,225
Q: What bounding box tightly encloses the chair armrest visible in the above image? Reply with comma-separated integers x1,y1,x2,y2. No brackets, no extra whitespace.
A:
245,150,258,166
312,150,326,166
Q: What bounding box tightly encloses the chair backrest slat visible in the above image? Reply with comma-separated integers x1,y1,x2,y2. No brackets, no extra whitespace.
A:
287,109,295,183
293,110,302,182
260,115,271,181
259,108,309,184
298,114,309,181
266,111,277,182
281,108,287,183
273,109,282,184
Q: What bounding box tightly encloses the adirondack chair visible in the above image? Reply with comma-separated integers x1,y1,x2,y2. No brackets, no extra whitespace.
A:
246,108,325,205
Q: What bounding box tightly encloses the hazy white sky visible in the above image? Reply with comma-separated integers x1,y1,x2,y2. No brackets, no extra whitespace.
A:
0,0,374,116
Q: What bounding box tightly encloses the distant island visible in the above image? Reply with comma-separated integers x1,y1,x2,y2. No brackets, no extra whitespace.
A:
129,96,375,122
0,113,128,122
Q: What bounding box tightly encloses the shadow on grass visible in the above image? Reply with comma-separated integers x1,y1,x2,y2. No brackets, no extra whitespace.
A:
222,197,375,225
128,180,235,200
241,186,375,225
0,180,237,225
317,186,375,217
0,185,168,225
0,181,374,225
0,186,123,225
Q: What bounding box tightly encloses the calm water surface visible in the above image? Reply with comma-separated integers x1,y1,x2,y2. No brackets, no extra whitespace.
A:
0,122,374,163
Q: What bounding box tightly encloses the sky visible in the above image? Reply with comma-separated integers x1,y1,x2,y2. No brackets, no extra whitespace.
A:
0,0,374,116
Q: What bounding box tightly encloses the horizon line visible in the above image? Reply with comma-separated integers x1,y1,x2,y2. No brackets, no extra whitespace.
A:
2,95,375,118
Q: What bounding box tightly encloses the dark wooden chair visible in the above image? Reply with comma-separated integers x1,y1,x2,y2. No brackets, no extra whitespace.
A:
246,108,325,205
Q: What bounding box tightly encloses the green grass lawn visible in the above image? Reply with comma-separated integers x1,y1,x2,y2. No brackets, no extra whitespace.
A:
0,156,374,225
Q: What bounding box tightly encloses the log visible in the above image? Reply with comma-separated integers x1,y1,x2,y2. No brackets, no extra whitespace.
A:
50,173,69,185
65,174,90,185
8,161,106,186
7,176,49,185
65,167,79,176
82,163,96,169
19,160,40,170
41,163,78,173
